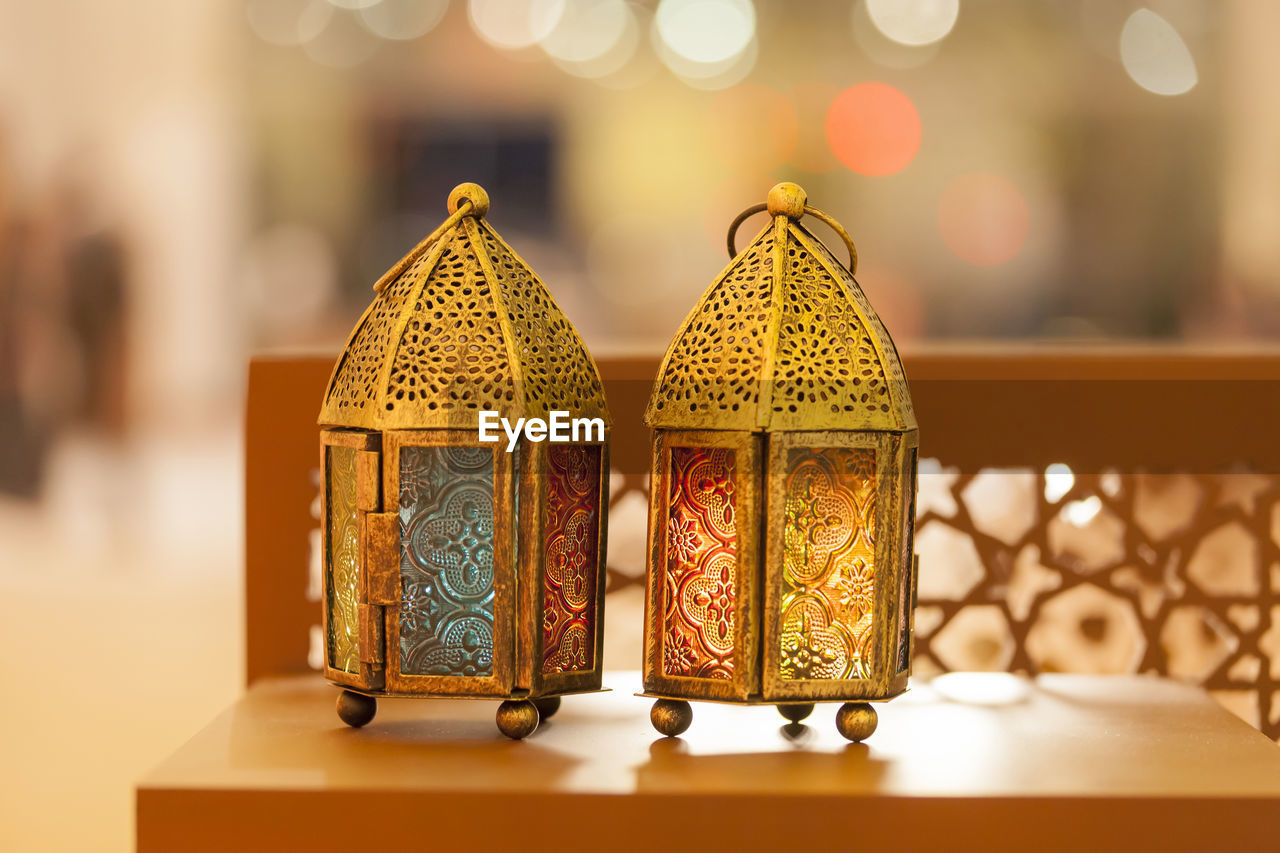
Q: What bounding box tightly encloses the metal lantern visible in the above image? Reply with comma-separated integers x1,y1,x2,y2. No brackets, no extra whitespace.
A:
641,182,918,742
317,182,611,739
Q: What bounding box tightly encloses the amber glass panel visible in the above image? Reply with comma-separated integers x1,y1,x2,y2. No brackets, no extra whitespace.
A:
398,446,495,677
542,445,602,674
662,446,737,679
326,445,361,674
780,447,877,680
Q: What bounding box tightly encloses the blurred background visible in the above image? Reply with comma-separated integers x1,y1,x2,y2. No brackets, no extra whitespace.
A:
1,0,1278,849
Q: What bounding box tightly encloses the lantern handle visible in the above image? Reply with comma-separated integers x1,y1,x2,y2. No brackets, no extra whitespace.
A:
726,200,859,276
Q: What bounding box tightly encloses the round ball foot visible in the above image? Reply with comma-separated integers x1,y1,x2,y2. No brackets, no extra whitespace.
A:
496,700,540,740
533,696,561,721
336,690,377,728
777,703,814,723
650,698,693,737
835,702,877,742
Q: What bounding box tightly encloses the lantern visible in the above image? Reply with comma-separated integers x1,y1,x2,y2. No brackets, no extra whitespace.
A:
641,182,918,742
318,183,611,739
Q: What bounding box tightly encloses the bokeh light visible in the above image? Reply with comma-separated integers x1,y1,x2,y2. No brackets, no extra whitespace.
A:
825,82,922,176
540,0,630,64
358,0,449,41
577,2,658,88
653,0,755,64
303,9,381,66
469,0,564,50
654,30,757,89
851,0,940,70
937,172,1030,267
246,0,334,47
865,0,959,47
1120,8,1198,96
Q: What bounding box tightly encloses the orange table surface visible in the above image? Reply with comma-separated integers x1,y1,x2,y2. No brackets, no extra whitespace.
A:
137,671,1280,853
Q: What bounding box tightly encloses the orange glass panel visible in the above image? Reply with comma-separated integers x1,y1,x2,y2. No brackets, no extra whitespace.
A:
542,445,602,674
780,447,876,680
662,447,737,679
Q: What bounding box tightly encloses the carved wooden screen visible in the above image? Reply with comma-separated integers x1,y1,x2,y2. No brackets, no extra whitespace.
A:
247,352,1280,741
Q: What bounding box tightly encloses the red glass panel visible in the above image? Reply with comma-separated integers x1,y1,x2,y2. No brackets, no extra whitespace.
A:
662,446,737,679
542,445,602,674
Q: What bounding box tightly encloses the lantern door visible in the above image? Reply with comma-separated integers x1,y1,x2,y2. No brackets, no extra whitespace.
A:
519,439,610,696
643,430,762,702
761,430,909,702
320,429,385,692
379,430,517,697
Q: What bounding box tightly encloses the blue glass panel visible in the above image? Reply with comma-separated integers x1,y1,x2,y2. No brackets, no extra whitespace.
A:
398,446,495,677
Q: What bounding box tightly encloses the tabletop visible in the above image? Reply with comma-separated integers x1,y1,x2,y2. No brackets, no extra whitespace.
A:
137,671,1280,852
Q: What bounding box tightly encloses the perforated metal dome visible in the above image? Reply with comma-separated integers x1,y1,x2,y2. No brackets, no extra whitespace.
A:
319,183,609,431
644,183,915,433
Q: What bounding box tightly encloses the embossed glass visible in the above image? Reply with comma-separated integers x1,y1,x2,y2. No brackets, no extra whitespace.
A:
398,445,496,678
662,446,738,680
780,447,877,681
326,445,362,674
541,444,602,674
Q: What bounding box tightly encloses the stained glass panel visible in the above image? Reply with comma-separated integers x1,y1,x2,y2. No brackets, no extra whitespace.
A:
780,447,877,681
326,445,361,674
542,445,602,674
662,446,737,679
398,446,496,677
897,447,918,673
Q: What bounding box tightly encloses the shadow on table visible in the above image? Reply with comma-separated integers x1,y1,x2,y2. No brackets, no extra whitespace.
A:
633,725,890,795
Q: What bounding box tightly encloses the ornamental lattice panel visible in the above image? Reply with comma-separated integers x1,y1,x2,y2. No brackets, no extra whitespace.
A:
604,464,1280,740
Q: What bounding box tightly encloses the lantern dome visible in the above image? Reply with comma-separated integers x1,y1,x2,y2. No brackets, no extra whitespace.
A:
320,182,610,431
644,182,915,434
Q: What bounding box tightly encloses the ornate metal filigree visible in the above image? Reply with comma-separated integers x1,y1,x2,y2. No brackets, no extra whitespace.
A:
319,185,608,432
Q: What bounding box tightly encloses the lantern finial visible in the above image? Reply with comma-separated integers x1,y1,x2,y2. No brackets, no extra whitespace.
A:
766,181,807,219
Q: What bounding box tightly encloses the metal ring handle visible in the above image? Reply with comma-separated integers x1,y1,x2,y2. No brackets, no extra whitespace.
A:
726,202,858,275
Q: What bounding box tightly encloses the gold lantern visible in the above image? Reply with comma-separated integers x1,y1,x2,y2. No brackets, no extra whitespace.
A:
641,182,918,742
318,183,611,739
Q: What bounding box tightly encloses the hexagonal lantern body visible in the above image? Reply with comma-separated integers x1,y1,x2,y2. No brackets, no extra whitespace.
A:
641,183,919,741
317,184,611,739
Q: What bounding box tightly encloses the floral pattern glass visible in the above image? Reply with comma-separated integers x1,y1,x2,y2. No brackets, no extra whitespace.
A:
326,445,361,674
780,447,877,680
398,446,496,677
662,446,737,679
542,445,602,674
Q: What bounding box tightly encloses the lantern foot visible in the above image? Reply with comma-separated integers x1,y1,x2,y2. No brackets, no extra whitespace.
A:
336,690,377,728
777,703,814,723
533,696,561,721
650,698,693,737
496,700,540,740
835,702,877,742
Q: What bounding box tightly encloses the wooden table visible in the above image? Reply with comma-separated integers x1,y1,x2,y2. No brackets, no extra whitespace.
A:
137,671,1280,852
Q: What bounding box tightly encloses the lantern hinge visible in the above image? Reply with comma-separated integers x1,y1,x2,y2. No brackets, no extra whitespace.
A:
365,511,400,606
358,604,384,665
356,450,380,511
